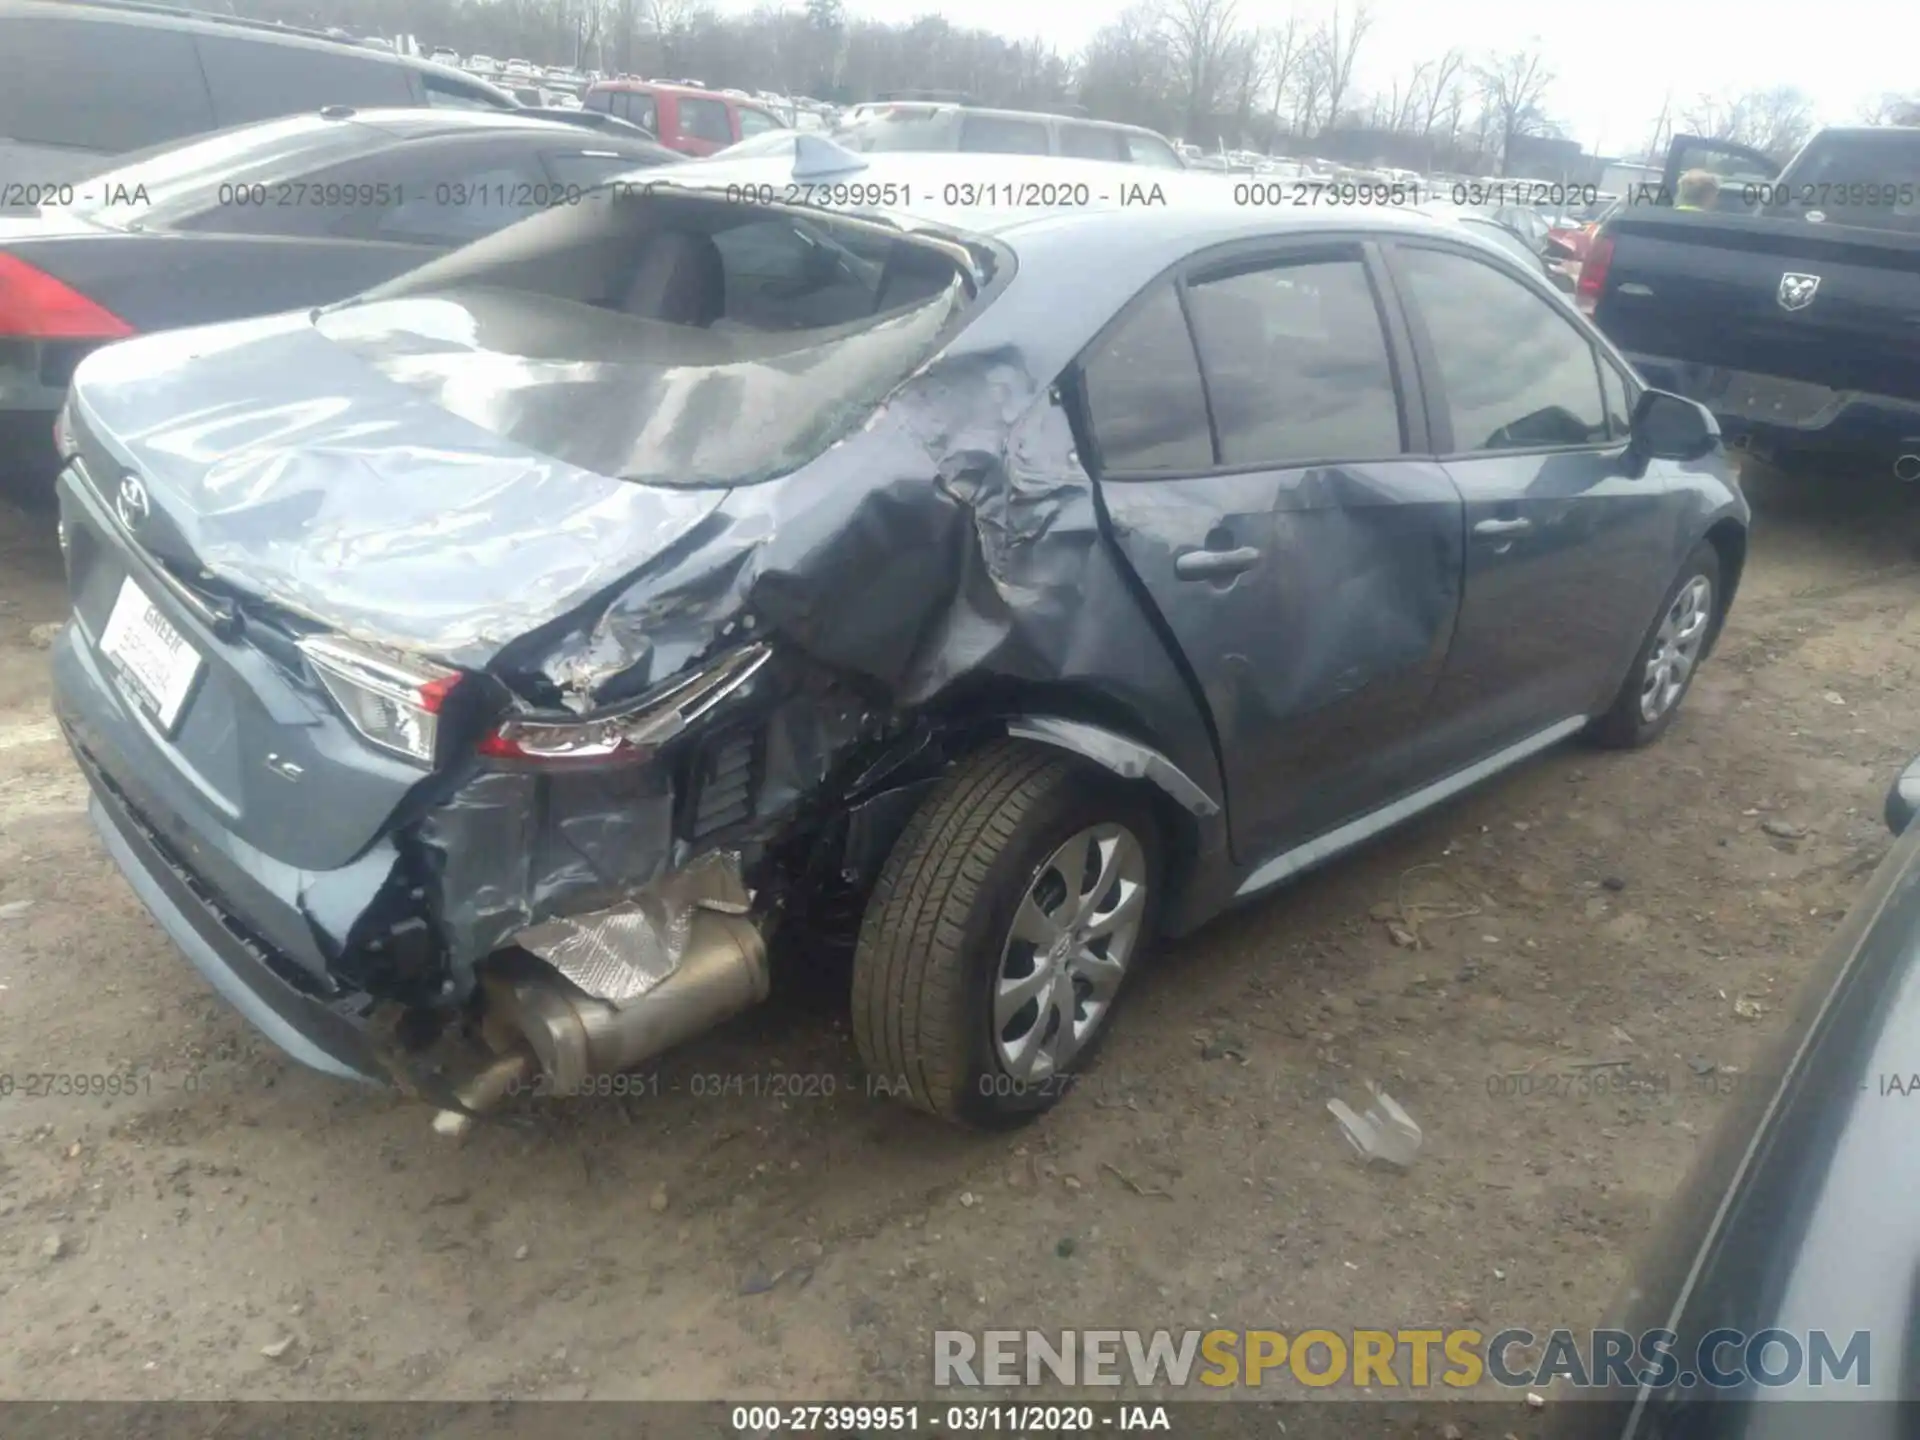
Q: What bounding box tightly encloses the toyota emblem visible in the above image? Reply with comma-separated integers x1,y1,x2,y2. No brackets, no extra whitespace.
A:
114,474,150,531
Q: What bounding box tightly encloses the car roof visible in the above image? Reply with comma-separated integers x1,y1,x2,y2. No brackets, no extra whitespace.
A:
3,0,473,78
673,151,1453,244
589,79,765,104
300,107,633,142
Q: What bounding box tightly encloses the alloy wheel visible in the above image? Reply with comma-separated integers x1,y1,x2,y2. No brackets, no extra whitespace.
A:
992,823,1148,1083
1640,574,1714,724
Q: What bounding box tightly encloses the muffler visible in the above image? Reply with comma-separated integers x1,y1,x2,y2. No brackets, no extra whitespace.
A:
1895,454,1920,483
481,908,769,1099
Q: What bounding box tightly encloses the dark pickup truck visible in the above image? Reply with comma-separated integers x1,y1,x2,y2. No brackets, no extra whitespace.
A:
1581,126,1920,479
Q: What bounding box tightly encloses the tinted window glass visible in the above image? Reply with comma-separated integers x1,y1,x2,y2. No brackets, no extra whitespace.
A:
1398,246,1608,451
1184,257,1402,466
544,150,665,189
424,74,505,110
959,114,1051,155
678,97,733,144
845,109,951,152
1081,283,1214,473
1059,124,1128,162
372,158,551,246
1125,133,1183,167
1600,361,1632,438
197,35,414,125
0,17,213,152
1773,135,1920,231
585,90,613,113
711,217,889,329
610,93,658,131
82,116,390,230
738,108,780,137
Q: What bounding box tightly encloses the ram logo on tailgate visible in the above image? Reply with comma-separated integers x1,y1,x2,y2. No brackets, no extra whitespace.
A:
1778,272,1822,312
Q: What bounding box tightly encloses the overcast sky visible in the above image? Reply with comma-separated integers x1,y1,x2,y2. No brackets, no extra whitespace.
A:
722,0,1912,156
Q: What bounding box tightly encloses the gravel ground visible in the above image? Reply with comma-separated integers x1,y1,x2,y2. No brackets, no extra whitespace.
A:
3,462,1919,1407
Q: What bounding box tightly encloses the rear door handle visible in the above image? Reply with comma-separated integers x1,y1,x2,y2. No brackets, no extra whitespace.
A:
1473,517,1533,538
1175,546,1261,580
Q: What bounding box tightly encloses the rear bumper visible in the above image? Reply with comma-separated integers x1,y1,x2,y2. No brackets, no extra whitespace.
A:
1624,353,1920,460
53,632,460,1099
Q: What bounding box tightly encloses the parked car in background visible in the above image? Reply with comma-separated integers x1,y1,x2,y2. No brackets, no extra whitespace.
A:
0,0,517,186
46,148,1744,1138
1584,124,1920,480
0,108,675,500
1549,750,1920,1433
426,46,460,66
841,104,1185,166
503,59,536,77
523,106,655,138
465,54,499,75
582,80,784,156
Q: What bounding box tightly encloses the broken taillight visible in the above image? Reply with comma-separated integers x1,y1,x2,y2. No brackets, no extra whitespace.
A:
1576,231,1614,317
0,253,135,339
477,643,774,768
298,635,462,767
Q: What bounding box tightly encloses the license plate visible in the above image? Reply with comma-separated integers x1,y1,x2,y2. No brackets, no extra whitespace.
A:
98,576,204,733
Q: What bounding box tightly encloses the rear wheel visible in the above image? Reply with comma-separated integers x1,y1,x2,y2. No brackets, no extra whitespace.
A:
850,741,1160,1129
1586,542,1721,749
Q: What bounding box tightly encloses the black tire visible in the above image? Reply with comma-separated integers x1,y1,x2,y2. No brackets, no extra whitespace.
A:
1585,541,1723,749
850,740,1162,1129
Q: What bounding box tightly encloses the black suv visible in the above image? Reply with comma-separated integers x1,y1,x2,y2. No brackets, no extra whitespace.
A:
1,0,517,184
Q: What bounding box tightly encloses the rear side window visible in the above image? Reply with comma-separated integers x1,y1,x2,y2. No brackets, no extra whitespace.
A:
1600,361,1633,438
545,150,667,188
612,92,659,132
1126,133,1183,167
197,35,415,125
424,73,506,110
1397,246,1609,452
678,97,733,145
1773,136,1920,231
585,90,613,113
1183,256,1404,466
0,16,213,152
1060,124,1128,162
738,108,780,138
959,114,1050,156
1080,282,1214,473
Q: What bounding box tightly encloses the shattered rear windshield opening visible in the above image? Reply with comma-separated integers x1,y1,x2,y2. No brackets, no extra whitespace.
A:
315,189,976,487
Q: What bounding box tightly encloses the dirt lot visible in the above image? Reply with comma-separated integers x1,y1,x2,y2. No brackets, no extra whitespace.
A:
4,464,1920,1405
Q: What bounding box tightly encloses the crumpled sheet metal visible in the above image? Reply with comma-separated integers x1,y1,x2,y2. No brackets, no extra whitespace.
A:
66,312,727,669
516,346,1225,809
510,851,752,1005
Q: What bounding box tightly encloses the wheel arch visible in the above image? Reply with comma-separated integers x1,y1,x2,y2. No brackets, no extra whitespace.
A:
1703,516,1747,652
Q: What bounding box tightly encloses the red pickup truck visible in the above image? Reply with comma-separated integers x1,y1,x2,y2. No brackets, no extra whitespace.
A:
581,80,783,156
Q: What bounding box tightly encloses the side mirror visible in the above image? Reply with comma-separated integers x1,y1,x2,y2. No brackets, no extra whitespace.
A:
1887,755,1920,835
1628,388,1720,467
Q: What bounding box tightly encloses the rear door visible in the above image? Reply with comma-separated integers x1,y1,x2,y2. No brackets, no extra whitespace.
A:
674,94,735,156
1077,239,1464,861
0,12,215,181
1384,239,1677,770
195,33,416,125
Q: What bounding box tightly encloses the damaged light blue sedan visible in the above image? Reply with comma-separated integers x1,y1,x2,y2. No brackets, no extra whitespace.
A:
48,147,1749,1130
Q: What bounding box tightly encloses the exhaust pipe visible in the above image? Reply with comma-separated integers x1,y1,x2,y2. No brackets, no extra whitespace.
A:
478,908,770,1101
1895,454,1920,483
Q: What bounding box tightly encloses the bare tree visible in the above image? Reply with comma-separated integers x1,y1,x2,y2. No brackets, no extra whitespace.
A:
1159,0,1240,139
1859,90,1920,126
1384,61,1429,132
1259,18,1303,143
1474,45,1554,174
1416,49,1465,136
1679,86,1815,158
1303,0,1371,130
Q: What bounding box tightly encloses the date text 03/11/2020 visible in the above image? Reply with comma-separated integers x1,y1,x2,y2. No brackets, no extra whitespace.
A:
729,1405,1172,1432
